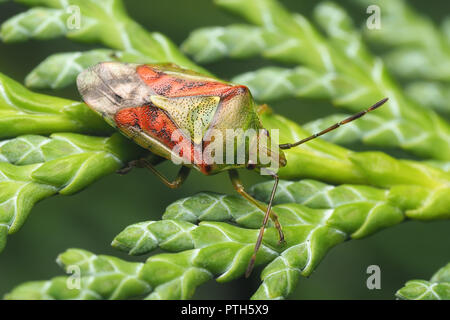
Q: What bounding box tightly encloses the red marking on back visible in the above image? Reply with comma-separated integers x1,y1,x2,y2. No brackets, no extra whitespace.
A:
137,65,161,80
114,108,138,126
115,106,211,174
137,65,235,98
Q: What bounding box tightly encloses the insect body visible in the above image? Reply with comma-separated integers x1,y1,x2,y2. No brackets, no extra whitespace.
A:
77,62,387,277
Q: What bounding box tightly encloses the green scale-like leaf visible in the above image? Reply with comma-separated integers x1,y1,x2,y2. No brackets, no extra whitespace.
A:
24,50,148,90
353,0,450,114
260,107,450,200
1,0,449,301
0,73,111,137
396,263,450,300
0,132,146,252
357,0,450,82
8,175,448,300
5,249,152,300
1,0,209,90
1,7,68,42
182,0,450,161
111,179,450,299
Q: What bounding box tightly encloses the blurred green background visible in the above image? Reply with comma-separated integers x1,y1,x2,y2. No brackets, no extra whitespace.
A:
0,0,449,299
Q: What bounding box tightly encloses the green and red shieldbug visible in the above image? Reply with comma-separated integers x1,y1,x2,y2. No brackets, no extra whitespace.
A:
77,62,387,277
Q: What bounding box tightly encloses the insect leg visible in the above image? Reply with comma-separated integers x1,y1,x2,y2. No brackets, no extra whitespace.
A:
228,169,283,277
228,170,284,243
279,98,388,149
116,159,141,175
118,158,191,189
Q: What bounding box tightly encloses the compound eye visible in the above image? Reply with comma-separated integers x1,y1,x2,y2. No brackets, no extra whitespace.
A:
246,160,256,170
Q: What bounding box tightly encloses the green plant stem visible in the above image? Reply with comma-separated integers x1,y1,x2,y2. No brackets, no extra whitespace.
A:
259,106,450,194
6,176,449,300
0,132,150,252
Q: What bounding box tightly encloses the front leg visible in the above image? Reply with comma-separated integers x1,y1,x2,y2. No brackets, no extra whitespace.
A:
228,169,284,277
118,158,191,189
116,159,144,175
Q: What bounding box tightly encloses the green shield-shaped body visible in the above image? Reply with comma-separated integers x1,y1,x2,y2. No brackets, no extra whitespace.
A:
77,62,285,174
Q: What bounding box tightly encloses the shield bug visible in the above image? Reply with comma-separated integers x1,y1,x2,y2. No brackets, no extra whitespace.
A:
77,62,387,277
